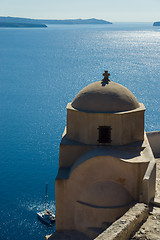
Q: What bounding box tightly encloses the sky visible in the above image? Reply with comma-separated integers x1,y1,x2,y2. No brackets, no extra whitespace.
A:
0,0,160,22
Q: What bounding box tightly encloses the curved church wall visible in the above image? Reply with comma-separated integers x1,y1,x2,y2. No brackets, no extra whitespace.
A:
55,154,149,238
67,103,145,145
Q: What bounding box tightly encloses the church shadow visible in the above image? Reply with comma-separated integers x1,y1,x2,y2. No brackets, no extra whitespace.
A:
101,78,111,86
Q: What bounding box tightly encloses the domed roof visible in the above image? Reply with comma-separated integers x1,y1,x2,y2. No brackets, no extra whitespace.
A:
71,71,140,113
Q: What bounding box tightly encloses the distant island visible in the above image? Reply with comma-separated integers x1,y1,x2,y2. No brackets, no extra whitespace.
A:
38,18,112,25
0,17,112,28
0,22,47,28
153,21,160,26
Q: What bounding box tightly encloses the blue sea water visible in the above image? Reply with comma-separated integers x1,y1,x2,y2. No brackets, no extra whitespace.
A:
0,22,160,240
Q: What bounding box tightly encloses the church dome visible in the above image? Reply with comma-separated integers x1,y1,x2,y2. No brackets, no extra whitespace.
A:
71,71,140,113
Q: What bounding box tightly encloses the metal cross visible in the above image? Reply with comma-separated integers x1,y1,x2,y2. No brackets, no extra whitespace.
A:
103,71,110,80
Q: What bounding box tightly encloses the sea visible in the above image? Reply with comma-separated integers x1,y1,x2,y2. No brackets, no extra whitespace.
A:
0,22,160,240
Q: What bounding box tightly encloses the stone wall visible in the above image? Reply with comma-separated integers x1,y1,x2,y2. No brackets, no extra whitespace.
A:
147,131,160,157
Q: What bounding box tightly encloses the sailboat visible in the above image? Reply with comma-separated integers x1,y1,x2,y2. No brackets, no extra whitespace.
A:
37,183,55,226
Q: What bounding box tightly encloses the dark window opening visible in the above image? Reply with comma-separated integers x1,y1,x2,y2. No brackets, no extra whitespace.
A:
98,126,112,143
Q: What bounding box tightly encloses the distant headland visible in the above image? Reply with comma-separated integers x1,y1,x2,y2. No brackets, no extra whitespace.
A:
0,22,47,28
38,18,112,25
0,16,112,28
153,21,160,26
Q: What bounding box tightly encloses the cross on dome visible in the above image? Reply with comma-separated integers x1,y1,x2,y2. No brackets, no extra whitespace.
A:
103,70,110,80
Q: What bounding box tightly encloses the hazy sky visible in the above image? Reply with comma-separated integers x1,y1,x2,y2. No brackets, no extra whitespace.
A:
1,0,160,22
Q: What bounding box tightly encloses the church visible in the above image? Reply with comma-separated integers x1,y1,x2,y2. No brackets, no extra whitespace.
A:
55,71,156,239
